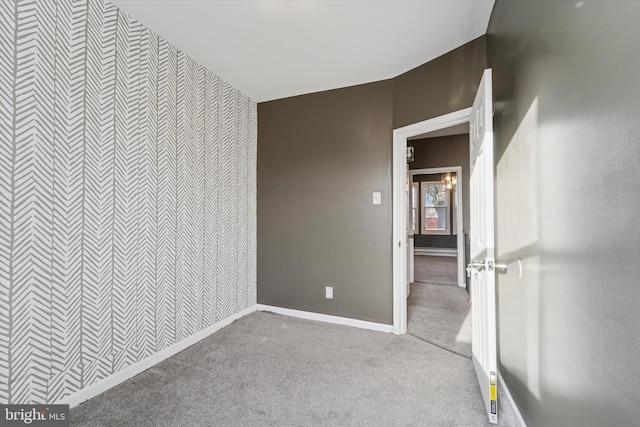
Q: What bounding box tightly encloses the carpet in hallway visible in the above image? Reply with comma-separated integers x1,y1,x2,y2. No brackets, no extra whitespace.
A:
414,255,458,285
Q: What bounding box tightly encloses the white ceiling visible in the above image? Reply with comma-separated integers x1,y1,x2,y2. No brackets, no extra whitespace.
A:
110,0,495,103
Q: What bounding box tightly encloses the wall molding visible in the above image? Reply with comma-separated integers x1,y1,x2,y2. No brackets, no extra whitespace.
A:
256,304,394,333
61,306,257,408
498,371,527,427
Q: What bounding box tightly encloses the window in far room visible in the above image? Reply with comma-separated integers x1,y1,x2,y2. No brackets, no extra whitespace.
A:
420,181,450,235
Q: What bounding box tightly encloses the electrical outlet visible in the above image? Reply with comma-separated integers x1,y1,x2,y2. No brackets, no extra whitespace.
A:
372,191,382,205
325,286,333,299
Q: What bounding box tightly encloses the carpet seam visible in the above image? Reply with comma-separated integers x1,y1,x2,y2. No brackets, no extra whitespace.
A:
406,332,472,360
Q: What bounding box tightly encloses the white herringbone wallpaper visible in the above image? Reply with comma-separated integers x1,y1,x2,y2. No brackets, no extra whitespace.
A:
0,0,257,404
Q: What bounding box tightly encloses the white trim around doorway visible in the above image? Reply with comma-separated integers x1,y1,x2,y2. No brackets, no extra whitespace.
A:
392,107,471,335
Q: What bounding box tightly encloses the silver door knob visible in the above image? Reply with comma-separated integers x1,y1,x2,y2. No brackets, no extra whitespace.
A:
468,259,508,275
468,259,486,271
494,262,508,274
486,259,508,274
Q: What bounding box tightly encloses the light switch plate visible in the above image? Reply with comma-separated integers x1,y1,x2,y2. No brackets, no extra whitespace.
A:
372,191,382,205
325,286,333,299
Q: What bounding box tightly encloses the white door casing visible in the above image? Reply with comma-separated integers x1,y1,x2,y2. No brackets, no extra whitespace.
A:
392,108,471,335
468,68,498,424
407,163,414,289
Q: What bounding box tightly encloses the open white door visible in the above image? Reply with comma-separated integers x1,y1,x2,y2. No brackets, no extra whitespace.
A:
468,68,500,424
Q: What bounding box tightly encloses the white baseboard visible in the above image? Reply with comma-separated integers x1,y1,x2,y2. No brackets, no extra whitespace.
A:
499,370,527,427
414,247,458,257
62,305,257,408
256,304,393,333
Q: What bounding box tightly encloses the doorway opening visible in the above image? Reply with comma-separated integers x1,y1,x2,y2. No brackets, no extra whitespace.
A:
408,165,465,288
407,161,472,358
392,108,471,335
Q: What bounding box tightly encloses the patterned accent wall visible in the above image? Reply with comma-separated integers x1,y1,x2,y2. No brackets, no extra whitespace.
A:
0,0,257,404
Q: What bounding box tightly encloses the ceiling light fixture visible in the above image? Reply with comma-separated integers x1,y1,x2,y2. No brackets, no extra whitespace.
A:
442,172,457,190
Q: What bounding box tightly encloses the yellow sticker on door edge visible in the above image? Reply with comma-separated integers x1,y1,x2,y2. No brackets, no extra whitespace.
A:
490,371,497,414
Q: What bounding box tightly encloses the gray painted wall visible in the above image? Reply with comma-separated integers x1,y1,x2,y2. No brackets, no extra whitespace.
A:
258,38,487,325
488,1,640,425
0,0,256,404
258,81,394,323
393,37,487,129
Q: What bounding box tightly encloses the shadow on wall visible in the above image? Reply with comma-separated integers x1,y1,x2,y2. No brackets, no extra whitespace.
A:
502,368,635,427
496,96,541,412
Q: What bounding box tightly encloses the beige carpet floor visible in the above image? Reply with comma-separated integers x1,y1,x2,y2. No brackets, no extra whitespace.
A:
70,311,517,426
414,255,458,285
408,281,472,359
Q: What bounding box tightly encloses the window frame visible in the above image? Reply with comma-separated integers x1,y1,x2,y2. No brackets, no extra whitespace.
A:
410,182,419,235
420,181,451,235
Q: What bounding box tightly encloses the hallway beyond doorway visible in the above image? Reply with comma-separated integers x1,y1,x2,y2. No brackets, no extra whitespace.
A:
414,255,458,285
408,281,471,358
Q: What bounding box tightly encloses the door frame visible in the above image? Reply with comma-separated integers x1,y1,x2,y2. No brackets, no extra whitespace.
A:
409,166,464,288
392,107,471,334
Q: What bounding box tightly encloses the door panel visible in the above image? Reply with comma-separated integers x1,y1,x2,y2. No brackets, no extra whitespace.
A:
469,69,498,424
